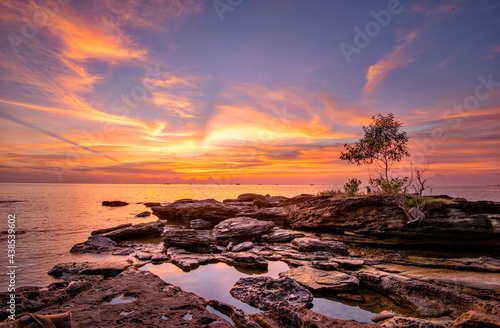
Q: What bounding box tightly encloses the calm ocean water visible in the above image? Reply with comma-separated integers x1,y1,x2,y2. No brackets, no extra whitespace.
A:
0,183,498,290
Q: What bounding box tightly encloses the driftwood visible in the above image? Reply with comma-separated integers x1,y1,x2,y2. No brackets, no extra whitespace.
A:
0,312,71,328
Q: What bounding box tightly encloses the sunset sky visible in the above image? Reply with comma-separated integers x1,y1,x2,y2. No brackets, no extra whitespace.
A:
1,0,499,185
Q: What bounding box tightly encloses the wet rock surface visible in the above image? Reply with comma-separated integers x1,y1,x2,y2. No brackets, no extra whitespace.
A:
230,276,313,310
48,261,131,279
251,301,379,328
213,217,275,240
102,200,129,207
280,266,360,292
11,193,500,326
70,235,135,255
163,228,216,247
292,237,348,254
6,269,235,327
102,220,166,242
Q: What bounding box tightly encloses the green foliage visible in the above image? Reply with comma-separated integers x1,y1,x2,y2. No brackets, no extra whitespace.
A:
344,178,362,196
340,113,410,180
369,176,408,195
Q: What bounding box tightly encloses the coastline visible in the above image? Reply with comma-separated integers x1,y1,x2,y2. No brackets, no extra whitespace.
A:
1,192,499,327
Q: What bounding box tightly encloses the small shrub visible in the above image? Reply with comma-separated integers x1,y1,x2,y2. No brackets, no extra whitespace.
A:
316,189,343,197
344,178,362,196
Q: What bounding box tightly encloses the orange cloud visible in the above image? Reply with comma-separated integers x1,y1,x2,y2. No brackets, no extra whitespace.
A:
363,30,419,94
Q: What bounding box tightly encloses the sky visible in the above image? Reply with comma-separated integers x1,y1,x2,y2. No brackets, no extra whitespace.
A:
0,0,499,186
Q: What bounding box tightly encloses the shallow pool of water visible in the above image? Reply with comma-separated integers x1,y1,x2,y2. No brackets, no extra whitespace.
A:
141,261,378,323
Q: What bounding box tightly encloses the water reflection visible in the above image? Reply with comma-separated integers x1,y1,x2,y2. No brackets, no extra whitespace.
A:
140,261,378,323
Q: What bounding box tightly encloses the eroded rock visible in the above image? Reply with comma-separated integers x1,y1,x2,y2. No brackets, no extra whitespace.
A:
102,200,128,207
292,237,347,254
70,235,134,255
48,261,131,279
213,217,275,240
260,228,305,242
230,276,313,310
279,266,360,292
103,221,166,242
251,301,379,328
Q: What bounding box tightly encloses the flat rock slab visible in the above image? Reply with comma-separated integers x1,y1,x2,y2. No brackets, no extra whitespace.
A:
279,266,360,292
70,235,135,255
213,217,275,239
231,241,254,252
35,269,234,327
91,223,133,236
292,237,347,254
163,228,216,247
251,301,379,328
167,247,219,271
223,252,268,270
230,276,313,310
103,221,166,242
152,199,239,223
48,261,131,279
102,200,129,207
352,267,487,318
260,228,305,242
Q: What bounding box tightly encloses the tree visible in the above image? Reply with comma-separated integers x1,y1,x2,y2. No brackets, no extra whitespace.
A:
340,113,410,183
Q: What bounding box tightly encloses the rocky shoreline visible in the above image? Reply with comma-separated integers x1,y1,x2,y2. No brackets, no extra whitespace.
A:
1,193,499,327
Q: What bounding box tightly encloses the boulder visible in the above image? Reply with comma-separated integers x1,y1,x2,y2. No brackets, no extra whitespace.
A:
253,198,270,208
236,193,266,202
167,247,219,271
381,316,448,328
230,276,313,310
231,241,254,252
292,237,347,254
48,261,131,279
279,266,360,292
135,211,151,217
223,252,268,270
102,200,129,207
260,228,305,242
152,199,239,223
190,219,213,230
91,223,132,236
451,310,500,327
311,261,339,270
332,258,365,269
70,235,134,255
251,301,379,328
213,217,275,240
409,207,426,221
103,221,166,242
143,202,161,207
163,228,216,247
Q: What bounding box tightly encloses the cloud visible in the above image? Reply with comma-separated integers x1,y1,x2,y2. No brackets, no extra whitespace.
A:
0,111,119,162
363,30,419,95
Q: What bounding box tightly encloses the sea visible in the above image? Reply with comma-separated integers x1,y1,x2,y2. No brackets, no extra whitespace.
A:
0,183,498,320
